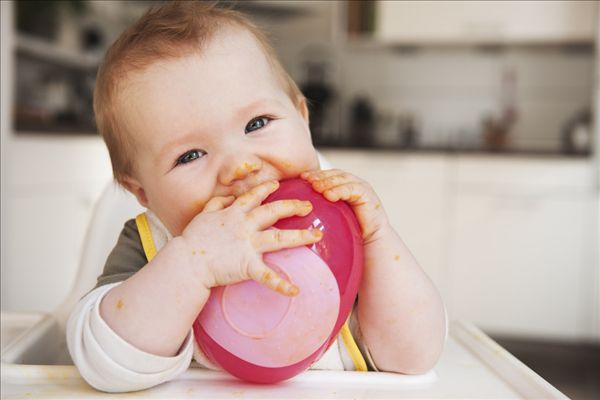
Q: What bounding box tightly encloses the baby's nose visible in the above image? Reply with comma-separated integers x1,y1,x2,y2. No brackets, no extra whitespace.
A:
218,158,262,186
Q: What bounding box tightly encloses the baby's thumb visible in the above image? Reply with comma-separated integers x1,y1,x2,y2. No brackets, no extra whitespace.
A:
248,260,299,297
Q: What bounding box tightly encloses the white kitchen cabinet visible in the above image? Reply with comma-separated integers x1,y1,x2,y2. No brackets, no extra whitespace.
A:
375,1,597,45
447,156,598,341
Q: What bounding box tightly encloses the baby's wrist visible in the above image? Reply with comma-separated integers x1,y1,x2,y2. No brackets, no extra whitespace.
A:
168,236,213,294
364,221,395,246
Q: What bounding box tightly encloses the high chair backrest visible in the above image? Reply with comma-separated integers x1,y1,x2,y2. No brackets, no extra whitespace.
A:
55,183,143,326
55,153,332,326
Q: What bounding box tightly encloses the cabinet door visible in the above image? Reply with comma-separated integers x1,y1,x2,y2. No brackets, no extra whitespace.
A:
375,1,597,44
448,190,597,340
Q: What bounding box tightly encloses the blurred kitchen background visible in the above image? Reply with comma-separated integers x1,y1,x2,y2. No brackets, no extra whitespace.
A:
1,1,599,398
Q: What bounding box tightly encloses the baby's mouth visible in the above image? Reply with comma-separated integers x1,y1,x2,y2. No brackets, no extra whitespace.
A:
230,175,279,198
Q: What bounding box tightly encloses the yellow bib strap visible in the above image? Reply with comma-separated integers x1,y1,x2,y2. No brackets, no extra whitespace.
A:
340,320,368,371
135,213,157,262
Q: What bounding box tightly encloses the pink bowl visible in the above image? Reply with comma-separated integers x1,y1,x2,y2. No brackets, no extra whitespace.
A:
193,178,364,383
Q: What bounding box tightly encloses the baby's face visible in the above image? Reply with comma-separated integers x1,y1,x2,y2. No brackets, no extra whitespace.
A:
118,26,319,235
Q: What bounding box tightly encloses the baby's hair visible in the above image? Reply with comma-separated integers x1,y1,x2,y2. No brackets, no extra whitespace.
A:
94,0,304,184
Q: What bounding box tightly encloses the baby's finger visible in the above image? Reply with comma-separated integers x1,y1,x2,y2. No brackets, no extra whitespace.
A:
323,182,367,204
311,173,357,193
248,199,313,230
247,260,299,297
234,180,279,212
252,228,323,252
301,169,344,182
202,196,236,213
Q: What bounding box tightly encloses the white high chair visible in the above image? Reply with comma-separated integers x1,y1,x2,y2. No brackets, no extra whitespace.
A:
1,153,567,398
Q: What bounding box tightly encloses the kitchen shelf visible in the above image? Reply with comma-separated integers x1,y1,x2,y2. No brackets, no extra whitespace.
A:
16,34,101,70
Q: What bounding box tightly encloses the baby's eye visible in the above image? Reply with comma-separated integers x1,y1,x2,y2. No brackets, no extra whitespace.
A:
245,116,272,134
175,149,205,166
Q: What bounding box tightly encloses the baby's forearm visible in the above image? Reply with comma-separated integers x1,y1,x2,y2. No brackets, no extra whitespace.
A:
100,237,210,357
357,225,446,374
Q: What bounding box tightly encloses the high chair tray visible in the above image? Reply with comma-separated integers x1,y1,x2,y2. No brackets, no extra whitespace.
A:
1,317,567,399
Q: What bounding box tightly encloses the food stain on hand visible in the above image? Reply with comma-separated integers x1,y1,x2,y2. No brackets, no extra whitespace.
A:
274,277,299,296
116,299,125,310
261,270,299,296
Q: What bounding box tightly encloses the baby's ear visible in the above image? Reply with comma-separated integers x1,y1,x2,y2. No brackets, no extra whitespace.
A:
121,176,149,208
297,96,310,125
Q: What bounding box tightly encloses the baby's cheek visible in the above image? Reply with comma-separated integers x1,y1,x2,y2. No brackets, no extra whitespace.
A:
170,201,206,236
287,146,319,174
270,130,318,176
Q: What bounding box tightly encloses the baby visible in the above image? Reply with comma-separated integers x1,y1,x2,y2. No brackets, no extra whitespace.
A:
67,1,446,392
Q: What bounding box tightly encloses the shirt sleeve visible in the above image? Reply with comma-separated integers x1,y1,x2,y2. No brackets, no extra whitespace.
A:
66,282,194,393
93,219,148,290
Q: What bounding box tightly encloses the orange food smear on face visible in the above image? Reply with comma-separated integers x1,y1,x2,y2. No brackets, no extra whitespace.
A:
116,299,125,310
193,200,206,214
394,255,401,261
233,163,256,180
234,167,245,179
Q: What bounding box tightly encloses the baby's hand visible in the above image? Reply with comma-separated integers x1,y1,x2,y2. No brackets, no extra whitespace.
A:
180,180,322,296
301,169,389,244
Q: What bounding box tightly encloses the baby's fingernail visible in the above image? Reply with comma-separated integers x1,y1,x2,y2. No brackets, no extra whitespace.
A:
298,201,312,216
275,279,300,296
286,284,300,296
